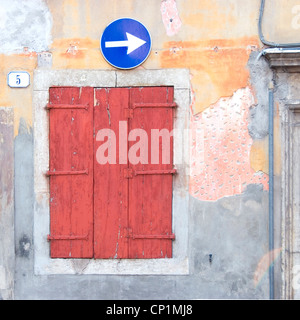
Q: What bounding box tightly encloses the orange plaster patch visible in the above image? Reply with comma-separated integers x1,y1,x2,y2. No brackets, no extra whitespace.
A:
249,103,281,176
52,38,98,59
50,38,109,69
190,87,269,201
274,103,281,176
160,37,259,114
250,138,269,174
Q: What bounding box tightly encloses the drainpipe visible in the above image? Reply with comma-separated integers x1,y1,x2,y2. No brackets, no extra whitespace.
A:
268,82,274,300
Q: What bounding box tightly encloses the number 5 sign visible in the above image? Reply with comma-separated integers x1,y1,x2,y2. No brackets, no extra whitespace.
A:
7,71,30,88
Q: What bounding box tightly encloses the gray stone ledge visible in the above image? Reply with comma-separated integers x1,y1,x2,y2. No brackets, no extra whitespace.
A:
116,68,190,89
33,69,190,90
33,69,117,90
264,50,300,73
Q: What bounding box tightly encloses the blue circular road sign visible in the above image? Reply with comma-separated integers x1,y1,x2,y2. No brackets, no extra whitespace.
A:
100,18,152,70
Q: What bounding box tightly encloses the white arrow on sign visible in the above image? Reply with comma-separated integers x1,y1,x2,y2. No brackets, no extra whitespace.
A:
105,32,146,54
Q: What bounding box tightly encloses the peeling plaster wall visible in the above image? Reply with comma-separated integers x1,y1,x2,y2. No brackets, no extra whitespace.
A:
0,0,297,299
0,0,52,54
190,87,269,201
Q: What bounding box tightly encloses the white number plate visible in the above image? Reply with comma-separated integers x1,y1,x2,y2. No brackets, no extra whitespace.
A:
7,71,30,88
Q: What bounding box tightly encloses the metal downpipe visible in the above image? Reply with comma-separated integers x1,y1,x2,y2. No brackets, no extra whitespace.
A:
268,83,274,300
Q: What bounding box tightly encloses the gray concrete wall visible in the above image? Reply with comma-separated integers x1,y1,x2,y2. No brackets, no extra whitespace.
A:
0,107,14,300
14,118,34,299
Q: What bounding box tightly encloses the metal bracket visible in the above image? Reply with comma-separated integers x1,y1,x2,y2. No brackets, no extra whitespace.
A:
47,234,88,241
132,102,177,109
46,170,88,177
124,228,175,240
45,103,89,111
135,169,177,176
131,234,175,240
124,168,177,178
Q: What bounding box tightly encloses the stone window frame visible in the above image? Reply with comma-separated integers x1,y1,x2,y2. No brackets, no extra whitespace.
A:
264,50,300,299
33,69,190,275
281,101,300,299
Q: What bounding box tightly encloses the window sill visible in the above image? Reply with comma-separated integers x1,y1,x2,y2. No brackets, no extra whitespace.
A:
34,257,189,275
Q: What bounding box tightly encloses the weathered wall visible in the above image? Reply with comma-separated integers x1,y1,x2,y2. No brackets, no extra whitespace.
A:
0,108,14,300
0,0,299,299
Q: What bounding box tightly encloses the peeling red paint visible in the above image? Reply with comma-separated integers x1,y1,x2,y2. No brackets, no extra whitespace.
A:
190,87,269,201
160,0,182,36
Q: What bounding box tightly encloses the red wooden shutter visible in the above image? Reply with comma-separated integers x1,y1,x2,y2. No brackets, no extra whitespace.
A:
49,86,175,260
48,87,94,258
128,87,175,258
93,88,129,259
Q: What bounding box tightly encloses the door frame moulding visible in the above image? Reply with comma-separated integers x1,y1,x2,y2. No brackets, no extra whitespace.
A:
281,101,300,299
263,51,300,299
33,69,191,275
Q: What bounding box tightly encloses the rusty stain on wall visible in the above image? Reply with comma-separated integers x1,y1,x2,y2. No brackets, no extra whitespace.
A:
190,87,269,201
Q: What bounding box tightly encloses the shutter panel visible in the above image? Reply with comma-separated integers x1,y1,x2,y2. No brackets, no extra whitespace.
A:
93,88,129,259
128,87,175,259
48,87,94,258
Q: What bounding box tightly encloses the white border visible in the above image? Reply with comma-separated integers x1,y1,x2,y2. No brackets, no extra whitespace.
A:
33,69,190,275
